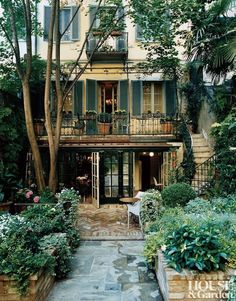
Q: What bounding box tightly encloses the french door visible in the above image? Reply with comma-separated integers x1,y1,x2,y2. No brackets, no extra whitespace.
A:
92,152,100,208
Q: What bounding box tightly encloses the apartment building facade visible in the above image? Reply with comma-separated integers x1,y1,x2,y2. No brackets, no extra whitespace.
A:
31,0,184,206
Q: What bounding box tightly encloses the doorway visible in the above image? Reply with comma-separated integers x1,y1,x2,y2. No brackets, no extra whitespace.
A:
139,152,163,191
99,81,118,113
99,151,133,204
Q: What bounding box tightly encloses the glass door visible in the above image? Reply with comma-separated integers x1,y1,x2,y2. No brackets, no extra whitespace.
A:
100,82,118,113
92,152,100,208
100,151,133,204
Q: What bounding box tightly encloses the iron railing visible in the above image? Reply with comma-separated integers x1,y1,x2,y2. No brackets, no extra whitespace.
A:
191,154,216,195
33,113,180,137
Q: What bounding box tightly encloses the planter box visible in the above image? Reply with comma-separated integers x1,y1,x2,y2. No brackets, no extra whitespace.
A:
156,251,236,301
0,269,54,301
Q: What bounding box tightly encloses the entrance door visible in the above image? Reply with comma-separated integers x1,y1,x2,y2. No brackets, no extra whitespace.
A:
92,152,100,208
100,151,133,204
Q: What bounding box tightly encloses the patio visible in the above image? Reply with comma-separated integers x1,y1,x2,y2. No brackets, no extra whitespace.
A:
77,204,144,240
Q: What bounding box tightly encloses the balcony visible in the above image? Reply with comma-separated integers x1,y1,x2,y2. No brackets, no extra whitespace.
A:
34,113,180,142
86,32,128,63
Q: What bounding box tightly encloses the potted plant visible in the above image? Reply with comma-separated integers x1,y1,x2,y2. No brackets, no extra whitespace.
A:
85,110,97,134
114,110,128,134
74,119,85,135
97,112,112,135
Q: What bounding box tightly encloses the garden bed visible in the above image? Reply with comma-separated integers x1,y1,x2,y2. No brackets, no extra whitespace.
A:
0,269,54,301
156,251,236,301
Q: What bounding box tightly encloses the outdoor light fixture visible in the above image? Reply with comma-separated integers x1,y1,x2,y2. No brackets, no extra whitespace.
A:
149,152,154,157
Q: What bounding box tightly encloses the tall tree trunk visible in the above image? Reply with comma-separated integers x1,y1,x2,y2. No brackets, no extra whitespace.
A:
22,79,45,191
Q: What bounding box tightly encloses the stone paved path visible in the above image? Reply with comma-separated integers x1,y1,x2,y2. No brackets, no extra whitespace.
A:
46,240,163,301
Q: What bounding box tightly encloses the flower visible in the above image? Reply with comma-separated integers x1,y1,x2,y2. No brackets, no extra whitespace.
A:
25,190,33,199
33,196,40,203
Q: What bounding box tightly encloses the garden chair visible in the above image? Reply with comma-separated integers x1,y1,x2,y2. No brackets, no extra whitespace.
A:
127,191,146,229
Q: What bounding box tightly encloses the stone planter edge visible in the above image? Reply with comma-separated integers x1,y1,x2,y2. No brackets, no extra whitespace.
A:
155,250,236,301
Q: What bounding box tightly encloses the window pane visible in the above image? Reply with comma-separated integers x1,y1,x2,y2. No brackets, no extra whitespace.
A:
60,8,71,41
154,83,163,112
143,82,151,113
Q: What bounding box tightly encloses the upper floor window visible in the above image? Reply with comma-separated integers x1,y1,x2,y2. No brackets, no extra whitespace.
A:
143,82,163,113
89,6,125,32
136,23,143,41
44,6,80,41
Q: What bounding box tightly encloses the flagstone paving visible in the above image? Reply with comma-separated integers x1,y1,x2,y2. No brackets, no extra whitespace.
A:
46,240,163,301
77,204,144,240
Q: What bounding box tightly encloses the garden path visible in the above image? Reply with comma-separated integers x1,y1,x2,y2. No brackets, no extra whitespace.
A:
77,204,144,240
46,240,163,301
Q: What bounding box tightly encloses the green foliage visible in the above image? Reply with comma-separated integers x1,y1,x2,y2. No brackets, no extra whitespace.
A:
39,187,57,203
211,194,236,214
0,189,80,295
57,188,80,202
97,112,112,123
164,224,228,272
177,122,196,183
209,84,236,122
211,114,236,194
161,183,196,207
144,233,164,266
184,198,212,214
39,234,72,279
140,189,163,226
0,102,26,201
0,216,55,295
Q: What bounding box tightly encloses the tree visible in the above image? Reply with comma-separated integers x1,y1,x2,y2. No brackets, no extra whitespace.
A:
0,0,125,192
187,0,236,80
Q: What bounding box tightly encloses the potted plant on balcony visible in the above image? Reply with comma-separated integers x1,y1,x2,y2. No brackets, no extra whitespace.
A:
85,110,97,134
97,112,112,135
114,110,128,134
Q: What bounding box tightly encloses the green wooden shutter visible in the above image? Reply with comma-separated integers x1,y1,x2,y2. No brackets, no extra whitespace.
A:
119,80,128,111
165,80,176,116
86,79,97,111
44,6,51,40
72,6,80,41
89,6,97,28
73,81,83,116
132,81,142,116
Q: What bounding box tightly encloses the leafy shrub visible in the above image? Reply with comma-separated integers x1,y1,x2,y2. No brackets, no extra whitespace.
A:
164,223,228,272
140,189,163,226
39,233,72,279
0,217,55,295
57,187,80,202
39,187,57,203
21,205,66,236
144,207,187,264
184,197,212,214
144,233,165,266
161,183,196,207
211,194,236,213
211,114,236,195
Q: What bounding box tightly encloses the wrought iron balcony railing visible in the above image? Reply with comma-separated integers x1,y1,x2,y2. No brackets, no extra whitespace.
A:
34,113,180,138
86,31,128,62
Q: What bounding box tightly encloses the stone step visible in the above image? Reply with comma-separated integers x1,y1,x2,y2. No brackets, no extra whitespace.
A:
192,146,211,152
194,152,212,158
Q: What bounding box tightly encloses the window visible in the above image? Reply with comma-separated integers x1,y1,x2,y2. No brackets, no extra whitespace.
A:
136,23,143,41
44,6,80,41
143,82,163,113
89,6,125,31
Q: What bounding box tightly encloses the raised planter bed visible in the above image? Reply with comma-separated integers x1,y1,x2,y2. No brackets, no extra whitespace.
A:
155,251,236,301
0,269,54,301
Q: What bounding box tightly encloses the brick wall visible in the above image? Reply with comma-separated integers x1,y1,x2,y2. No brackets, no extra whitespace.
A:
0,269,54,301
156,251,236,301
